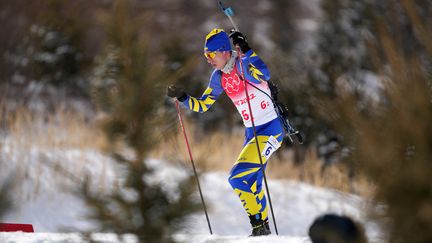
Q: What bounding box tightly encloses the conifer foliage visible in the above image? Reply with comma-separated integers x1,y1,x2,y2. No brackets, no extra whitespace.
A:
81,1,199,242
314,1,432,242
0,175,14,220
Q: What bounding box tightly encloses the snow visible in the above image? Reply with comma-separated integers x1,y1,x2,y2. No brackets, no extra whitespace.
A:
174,234,309,243
0,233,309,243
0,142,383,242
0,232,138,243
179,172,381,242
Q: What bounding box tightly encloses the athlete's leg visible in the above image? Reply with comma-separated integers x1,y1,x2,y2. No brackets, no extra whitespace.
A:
228,118,284,221
228,135,270,217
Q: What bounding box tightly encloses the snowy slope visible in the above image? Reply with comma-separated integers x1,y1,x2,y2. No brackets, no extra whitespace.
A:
1,232,307,243
176,172,382,242
0,143,383,242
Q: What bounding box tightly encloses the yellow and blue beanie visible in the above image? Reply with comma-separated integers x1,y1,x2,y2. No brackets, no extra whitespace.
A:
204,28,231,52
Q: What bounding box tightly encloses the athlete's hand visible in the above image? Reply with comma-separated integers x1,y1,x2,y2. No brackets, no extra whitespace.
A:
167,85,187,101
229,30,251,53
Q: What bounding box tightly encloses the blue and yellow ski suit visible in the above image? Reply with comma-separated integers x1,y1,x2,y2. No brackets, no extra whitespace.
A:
181,49,284,221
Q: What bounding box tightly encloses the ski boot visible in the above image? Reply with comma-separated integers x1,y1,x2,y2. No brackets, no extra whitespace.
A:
249,214,271,237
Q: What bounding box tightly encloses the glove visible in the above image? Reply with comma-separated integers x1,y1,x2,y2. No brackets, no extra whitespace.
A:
229,30,251,53
167,85,187,101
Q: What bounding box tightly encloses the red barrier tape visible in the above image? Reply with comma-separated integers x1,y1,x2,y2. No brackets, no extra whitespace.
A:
0,223,34,232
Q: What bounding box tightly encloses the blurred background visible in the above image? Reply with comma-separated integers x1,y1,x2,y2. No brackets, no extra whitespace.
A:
0,0,431,242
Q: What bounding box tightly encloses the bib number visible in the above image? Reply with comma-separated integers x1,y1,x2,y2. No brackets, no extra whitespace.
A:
262,136,281,159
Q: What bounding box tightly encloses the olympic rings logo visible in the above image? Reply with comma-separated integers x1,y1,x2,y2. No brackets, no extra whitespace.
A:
222,74,242,94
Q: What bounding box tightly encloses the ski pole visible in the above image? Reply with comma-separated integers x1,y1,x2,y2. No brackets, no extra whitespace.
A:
174,99,213,235
218,1,279,235
218,1,239,31
237,50,279,236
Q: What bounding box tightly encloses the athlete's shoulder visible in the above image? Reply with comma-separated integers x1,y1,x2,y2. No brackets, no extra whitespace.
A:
209,69,223,85
210,69,222,79
208,69,224,93
237,50,271,82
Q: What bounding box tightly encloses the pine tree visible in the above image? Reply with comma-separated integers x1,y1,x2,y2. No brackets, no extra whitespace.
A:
315,1,432,242
82,1,200,242
0,175,14,220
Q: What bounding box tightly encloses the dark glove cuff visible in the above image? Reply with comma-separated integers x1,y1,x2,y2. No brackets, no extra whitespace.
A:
178,93,188,102
239,43,251,54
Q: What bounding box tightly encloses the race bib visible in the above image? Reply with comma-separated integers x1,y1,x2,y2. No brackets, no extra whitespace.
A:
261,135,281,160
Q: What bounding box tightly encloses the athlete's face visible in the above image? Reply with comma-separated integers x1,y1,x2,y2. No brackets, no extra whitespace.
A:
204,51,231,70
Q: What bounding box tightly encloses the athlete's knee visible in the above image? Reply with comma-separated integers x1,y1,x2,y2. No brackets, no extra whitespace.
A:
228,173,245,189
228,174,237,188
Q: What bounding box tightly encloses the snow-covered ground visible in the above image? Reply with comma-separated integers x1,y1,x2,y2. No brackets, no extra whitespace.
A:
0,141,383,243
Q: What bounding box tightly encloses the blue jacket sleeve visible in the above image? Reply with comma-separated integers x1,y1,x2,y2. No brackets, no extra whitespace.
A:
237,49,270,84
181,70,224,113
